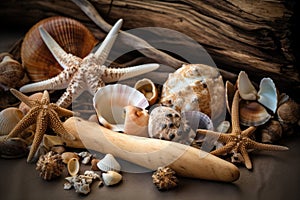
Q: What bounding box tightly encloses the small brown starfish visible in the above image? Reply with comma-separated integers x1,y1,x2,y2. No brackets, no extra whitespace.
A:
6,89,75,162
197,90,288,169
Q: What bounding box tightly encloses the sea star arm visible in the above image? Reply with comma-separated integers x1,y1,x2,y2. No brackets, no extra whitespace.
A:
6,107,40,138
211,141,237,155
245,138,289,151
239,144,252,169
48,109,75,140
52,104,75,117
10,88,35,108
27,109,49,162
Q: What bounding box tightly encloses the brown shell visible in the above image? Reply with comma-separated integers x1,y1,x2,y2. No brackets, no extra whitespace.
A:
21,16,97,82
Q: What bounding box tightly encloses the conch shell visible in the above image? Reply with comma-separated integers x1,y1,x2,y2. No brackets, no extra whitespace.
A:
21,16,97,82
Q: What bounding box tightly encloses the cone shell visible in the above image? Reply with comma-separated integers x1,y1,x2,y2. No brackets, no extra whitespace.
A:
102,171,122,186
239,100,271,126
97,153,121,172
160,64,225,125
134,78,158,105
21,16,97,82
93,84,149,132
123,105,149,137
0,54,25,88
0,107,24,136
67,157,80,176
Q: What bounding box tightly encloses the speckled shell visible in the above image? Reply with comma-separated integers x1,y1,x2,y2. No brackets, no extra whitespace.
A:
21,16,97,82
36,151,64,180
160,64,225,126
0,107,24,136
0,53,25,88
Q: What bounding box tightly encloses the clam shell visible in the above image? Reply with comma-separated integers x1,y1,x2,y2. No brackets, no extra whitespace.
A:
93,84,149,132
123,105,149,137
21,16,97,82
0,107,24,136
257,78,277,113
160,64,225,126
134,78,158,105
239,100,271,126
97,153,121,172
67,157,80,176
237,71,257,100
102,171,122,186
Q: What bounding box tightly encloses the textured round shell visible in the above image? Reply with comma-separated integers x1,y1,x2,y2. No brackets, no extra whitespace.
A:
239,100,271,126
97,153,121,172
93,84,149,132
160,64,225,126
0,107,24,136
21,16,97,82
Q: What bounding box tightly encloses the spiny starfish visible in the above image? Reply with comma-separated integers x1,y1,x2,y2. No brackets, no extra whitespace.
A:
6,89,75,162
197,90,288,169
20,19,159,108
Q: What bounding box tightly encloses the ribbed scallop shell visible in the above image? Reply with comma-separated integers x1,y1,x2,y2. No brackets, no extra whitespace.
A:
21,16,97,82
97,153,121,172
0,107,24,136
93,84,149,132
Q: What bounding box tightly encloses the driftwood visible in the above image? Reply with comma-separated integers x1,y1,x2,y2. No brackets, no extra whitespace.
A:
0,0,298,96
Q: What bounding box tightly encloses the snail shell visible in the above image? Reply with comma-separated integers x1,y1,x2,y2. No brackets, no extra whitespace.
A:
0,53,25,88
21,16,97,82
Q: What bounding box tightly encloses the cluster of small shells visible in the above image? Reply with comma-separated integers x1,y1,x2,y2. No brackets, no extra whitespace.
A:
152,166,179,191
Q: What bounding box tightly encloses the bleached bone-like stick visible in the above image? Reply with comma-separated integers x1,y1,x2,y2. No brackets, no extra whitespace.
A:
57,117,240,182
70,0,184,68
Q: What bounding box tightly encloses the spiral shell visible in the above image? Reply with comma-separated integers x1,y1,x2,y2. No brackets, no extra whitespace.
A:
21,16,97,82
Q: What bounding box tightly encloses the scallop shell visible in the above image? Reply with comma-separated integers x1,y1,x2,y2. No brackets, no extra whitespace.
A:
123,105,149,137
0,54,25,88
257,78,278,113
0,107,24,136
237,71,257,100
67,157,80,176
134,78,158,105
102,171,122,186
96,153,121,172
239,100,271,126
160,64,225,126
21,16,97,82
93,84,149,132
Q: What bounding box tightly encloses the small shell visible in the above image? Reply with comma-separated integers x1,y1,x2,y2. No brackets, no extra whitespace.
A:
152,166,178,191
93,84,149,132
123,105,149,137
61,152,80,164
134,78,158,105
18,92,43,115
97,153,121,172
277,98,300,125
36,151,64,180
0,54,25,88
67,157,80,176
102,171,122,186
237,71,257,100
260,120,283,143
257,78,278,113
0,107,24,136
239,100,271,126
21,16,97,82
91,158,100,171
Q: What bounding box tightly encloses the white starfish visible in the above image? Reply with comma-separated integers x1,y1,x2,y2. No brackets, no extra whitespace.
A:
20,19,159,108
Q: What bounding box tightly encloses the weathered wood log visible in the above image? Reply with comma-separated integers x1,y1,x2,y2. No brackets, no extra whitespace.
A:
0,0,298,96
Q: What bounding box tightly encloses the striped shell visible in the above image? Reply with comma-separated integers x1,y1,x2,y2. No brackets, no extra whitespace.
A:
0,107,24,136
21,16,97,82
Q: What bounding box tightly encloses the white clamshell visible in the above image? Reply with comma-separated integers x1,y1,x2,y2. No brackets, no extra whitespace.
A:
97,153,121,172
102,171,122,186
237,71,257,100
257,78,277,113
93,84,149,132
